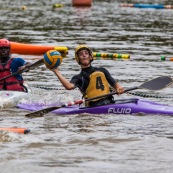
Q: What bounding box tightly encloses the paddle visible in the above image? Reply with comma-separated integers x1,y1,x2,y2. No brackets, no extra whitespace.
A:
25,76,173,118
0,59,44,82
85,76,173,101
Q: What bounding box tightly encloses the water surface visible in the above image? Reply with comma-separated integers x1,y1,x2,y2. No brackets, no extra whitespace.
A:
1,0,173,172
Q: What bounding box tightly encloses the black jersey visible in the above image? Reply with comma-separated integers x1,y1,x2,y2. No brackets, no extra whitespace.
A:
70,66,118,94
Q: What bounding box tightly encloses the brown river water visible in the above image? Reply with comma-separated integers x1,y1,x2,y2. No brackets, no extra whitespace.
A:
1,0,173,172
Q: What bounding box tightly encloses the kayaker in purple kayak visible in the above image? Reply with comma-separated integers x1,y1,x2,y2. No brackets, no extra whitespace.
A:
50,44,124,106
0,39,31,91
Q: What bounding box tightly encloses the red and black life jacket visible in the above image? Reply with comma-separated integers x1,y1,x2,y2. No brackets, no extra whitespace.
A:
0,59,24,91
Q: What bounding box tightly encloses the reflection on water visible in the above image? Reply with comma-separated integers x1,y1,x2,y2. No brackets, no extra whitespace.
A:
1,0,173,172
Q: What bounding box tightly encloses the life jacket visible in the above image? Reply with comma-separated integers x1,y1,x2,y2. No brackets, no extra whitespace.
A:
0,59,24,91
84,71,110,101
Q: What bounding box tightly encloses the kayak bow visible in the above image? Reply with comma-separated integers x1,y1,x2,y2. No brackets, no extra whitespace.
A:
0,84,32,107
0,127,30,134
11,42,68,56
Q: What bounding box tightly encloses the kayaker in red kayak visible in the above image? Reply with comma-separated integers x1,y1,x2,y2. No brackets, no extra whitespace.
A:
0,39,31,91
51,44,124,106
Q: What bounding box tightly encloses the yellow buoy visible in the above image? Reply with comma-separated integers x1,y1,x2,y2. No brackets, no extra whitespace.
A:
53,4,64,8
93,52,130,59
21,6,27,10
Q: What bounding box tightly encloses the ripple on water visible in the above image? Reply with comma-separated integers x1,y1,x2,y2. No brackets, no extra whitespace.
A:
1,0,173,172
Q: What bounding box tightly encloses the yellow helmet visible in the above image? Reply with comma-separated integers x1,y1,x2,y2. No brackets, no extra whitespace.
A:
75,45,93,64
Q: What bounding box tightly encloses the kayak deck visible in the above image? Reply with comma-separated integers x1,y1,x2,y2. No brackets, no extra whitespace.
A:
0,84,32,108
17,98,173,116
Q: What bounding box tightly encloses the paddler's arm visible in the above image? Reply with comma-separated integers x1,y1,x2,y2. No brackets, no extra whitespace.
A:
17,62,32,73
100,67,125,95
51,68,75,90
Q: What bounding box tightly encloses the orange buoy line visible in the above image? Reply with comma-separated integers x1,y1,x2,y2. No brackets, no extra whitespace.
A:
10,41,68,56
72,0,92,6
0,127,30,134
161,56,173,61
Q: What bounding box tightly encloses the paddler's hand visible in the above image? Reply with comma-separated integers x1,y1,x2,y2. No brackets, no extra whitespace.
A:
50,67,61,75
114,83,124,95
17,65,29,73
17,62,32,73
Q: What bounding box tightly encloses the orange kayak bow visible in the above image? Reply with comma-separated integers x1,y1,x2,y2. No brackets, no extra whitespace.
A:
11,41,68,56
0,127,30,134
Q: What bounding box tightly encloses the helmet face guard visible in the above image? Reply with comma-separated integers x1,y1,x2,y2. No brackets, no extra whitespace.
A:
0,39,11,58
75,45,93,64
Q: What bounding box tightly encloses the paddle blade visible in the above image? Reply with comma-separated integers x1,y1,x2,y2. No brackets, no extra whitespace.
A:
139,76,173,90
25,100,84,118
25,106,60,118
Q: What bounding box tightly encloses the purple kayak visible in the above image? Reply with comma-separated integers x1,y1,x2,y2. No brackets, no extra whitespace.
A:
17,98,173,116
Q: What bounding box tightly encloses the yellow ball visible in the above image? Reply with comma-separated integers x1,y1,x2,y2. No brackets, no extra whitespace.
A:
44,50,62,69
